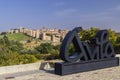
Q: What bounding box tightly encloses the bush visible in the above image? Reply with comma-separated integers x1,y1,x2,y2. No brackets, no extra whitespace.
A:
0,44,38,66
35,43,53,54
20,49,39,55
0,52,21,66
79,28,117,44
45,50,60,60
114,44,120,54
34,53,46,60
21,54,38,64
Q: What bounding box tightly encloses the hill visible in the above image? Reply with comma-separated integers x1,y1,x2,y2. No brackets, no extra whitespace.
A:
0,33,31,42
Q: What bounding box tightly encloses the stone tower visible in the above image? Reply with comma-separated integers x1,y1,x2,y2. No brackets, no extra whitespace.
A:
51,35,56,42
36,30,40,38
41,33,46,40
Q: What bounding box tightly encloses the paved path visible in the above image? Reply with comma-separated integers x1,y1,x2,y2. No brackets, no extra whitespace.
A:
1,66,120,80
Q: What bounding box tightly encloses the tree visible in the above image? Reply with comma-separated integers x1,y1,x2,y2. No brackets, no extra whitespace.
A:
79,27,99,41
0,32,7,35
35,43,53,54
3,35,10,45
79,27,117,44
108,29,117,44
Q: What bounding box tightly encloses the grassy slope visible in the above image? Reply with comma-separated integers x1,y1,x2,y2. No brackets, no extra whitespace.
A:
0,33,30,41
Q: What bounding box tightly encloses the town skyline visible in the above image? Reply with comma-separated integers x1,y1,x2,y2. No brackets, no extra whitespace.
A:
5,27,69,45
0,25,118,33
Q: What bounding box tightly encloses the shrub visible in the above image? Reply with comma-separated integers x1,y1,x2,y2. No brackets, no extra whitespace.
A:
35,43,53,54
21,54,38,64
45,50,60,60
34,53,46,60
114,44,120,54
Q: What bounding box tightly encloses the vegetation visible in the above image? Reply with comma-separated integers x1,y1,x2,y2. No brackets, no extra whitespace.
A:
0,27,120,67
35,43,53,54
79,27,119,54
79,27,117,44
116,32,120,37
0,36,37,66
0,34,60,66
67,28,119,57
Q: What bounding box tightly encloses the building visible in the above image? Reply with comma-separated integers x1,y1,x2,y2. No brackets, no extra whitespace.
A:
7,27,69,44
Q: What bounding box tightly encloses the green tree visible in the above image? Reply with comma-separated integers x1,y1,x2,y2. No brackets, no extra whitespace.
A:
79,27,117,44
21,54,37,64
46,49,59,60
3,35,10,46
108,29,117,44
0,36,37,66
79,27,99,41
35,43,53,54
8,41,23,52
0,45,20,66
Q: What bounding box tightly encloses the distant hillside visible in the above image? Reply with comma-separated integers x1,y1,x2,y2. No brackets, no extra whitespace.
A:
0,33,31,42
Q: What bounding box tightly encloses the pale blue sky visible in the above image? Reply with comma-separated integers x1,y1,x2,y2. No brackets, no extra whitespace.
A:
0,0,120,32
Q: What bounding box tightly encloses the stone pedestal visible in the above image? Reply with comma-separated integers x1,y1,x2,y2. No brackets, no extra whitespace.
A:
55,57,119,75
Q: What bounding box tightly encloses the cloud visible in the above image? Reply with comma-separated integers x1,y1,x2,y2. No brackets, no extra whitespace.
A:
108,5,120,11
55,9,78,16
54,2,65,6
114,5,120,11
52,5,120,31
80,12,108,18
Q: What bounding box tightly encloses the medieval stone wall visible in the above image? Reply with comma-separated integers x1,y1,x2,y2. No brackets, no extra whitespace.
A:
7,27,68,44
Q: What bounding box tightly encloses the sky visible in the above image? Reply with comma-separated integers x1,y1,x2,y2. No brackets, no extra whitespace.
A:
0,0,120,32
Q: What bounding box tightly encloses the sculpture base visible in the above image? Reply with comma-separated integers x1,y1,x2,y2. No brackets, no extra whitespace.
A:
55,57,119,75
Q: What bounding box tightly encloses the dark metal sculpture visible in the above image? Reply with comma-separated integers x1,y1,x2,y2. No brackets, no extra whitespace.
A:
55,27,119,75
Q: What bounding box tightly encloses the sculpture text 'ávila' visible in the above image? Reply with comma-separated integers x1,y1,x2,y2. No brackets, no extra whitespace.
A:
55,27,119,75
